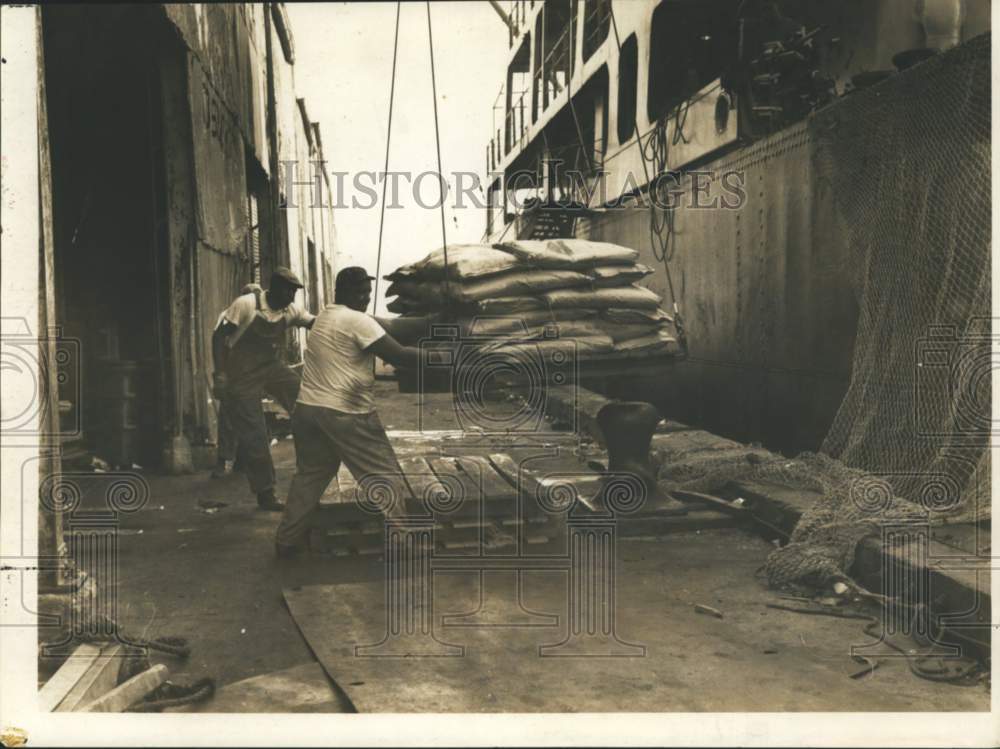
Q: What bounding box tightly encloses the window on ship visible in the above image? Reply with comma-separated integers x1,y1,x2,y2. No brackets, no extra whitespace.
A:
647,0,739,122
617,32,638,145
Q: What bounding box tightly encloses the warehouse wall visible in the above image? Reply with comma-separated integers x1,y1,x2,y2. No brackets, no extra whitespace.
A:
39,4,337,466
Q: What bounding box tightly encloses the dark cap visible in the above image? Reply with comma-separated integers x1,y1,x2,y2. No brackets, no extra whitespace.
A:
335,266,376,289
271,266,304,288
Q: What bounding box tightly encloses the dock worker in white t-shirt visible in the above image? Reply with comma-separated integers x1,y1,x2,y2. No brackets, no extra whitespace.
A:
275,266,438,557
212,267,315,511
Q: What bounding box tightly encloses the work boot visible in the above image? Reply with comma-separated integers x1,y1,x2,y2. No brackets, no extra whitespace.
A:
257,489,285,512
590,401,670,512
275,532,311,559
210,459,234,479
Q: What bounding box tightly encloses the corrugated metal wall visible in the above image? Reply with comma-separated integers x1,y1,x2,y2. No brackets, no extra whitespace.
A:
158,3,338,445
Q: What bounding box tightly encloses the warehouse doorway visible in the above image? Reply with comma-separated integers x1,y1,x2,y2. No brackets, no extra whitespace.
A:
42,4,173,469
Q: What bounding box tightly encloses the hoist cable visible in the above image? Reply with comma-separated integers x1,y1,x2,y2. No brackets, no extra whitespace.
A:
426,1,450,286
562,13,594,179
608,4,686,354
373,1,402,313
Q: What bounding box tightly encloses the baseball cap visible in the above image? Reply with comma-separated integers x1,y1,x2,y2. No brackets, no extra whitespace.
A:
335,266,377,288
271,266,304,288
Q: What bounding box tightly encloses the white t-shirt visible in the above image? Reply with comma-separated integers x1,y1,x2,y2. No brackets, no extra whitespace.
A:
297,305,387,414
216,291,314,347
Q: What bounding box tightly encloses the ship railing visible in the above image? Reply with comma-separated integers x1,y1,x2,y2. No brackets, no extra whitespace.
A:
544,138,605,179
493,21,586,171
582,0,611,61
533,21,573,120
503,88,530,158
491,83,506,168
506,0,530,46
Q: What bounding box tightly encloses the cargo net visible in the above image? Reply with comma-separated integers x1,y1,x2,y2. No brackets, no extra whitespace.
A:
660,33,992,590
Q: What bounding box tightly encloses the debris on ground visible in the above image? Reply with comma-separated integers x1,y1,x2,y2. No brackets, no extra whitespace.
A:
83,664,168,712
694,604,724,619
128,678,216,712
765,600,986,686
848,655,881,679
39,609,214,713
196,500,228,514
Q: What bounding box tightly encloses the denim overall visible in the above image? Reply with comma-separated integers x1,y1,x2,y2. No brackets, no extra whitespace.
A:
222,288,301,497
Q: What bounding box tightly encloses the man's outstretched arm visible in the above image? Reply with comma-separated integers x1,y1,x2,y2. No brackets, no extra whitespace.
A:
366,332,422,369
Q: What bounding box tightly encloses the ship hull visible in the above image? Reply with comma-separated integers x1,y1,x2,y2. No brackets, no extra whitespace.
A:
575,120,859,455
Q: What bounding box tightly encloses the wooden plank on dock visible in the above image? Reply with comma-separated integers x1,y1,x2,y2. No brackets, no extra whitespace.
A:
399,456,447,505
542,385,610,445
55,644,124,711
39,643,103,713
311,501,376,527
319,466,358,506
488,453,588,518
81,664,168,712
616,511,746,537
336,464,358,501
454,455,518,501
427,456,484,508
487,453,535,492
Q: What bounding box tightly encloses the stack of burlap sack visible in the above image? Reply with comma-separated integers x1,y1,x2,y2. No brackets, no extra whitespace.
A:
384,239,679,359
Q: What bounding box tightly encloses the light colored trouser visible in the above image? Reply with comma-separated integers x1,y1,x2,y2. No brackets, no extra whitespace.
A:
276,403,407,547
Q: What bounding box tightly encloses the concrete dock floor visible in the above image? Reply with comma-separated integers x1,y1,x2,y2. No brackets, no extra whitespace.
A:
52,383,990,712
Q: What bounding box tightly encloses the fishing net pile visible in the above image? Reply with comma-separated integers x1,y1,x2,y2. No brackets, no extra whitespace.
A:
384,239,681,359
658,33,991,590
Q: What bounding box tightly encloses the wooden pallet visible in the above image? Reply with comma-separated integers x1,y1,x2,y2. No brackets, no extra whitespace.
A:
310,452,743,556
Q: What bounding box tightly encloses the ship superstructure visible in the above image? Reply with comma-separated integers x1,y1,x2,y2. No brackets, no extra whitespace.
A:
484,0,990,453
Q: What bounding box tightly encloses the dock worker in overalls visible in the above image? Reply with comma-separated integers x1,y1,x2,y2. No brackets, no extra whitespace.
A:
212,267,315,511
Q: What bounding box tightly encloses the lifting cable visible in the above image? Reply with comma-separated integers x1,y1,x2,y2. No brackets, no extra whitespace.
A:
372,1,402,314
374,3,450,310
562,13,595,179
426,1,450,290
608,4,688,356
